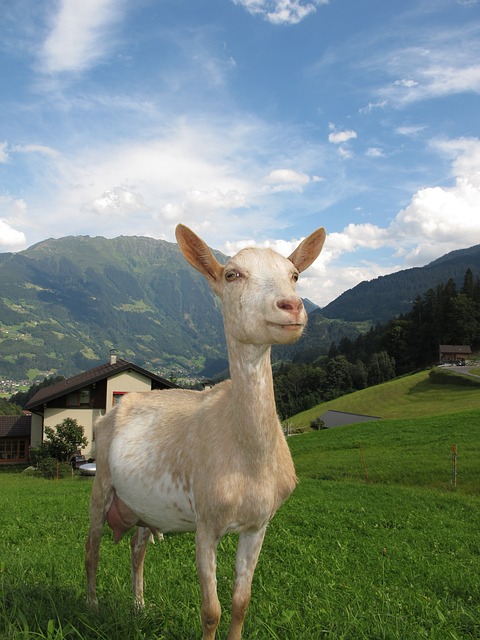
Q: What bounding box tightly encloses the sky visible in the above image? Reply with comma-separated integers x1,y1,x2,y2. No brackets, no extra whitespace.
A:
1,0,480,307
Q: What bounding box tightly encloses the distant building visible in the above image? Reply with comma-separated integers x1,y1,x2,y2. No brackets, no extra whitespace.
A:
438,345,472,364
25,356,176,458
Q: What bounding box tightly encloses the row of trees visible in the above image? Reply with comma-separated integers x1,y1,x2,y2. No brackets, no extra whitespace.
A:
273,350,395,420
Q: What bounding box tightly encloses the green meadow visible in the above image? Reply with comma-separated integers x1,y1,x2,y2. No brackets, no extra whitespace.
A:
1,371,480,639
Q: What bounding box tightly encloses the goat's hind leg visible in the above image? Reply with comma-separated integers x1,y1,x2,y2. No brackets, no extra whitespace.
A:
85,478,113,609
131,526,152,608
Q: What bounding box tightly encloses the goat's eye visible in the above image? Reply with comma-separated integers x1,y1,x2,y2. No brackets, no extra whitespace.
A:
225,269,241,282
293,272,299,283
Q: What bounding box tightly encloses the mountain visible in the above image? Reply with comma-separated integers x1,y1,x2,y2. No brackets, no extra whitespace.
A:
0,235,228,381
0,235,355,382
321,244,480,323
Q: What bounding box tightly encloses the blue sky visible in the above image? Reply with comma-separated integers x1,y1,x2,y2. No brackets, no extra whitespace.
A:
1,0,480,306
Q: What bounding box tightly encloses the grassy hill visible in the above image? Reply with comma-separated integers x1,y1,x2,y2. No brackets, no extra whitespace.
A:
1,371,480,638
289,369,480,429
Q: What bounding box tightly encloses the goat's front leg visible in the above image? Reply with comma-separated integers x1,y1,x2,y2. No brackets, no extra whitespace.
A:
131,526,152,608
228,527,267,640
196,527,221,640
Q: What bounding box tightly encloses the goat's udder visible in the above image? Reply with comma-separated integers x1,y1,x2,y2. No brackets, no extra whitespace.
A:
107,491,157,543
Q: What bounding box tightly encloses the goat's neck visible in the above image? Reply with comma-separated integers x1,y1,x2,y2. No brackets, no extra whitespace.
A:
227,340,280,455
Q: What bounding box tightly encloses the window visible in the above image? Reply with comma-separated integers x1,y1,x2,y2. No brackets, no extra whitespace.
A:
0,439,27,462
66,387,91,407
113,392,127,407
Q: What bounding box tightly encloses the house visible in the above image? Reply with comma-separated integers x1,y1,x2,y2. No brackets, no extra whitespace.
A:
0,414,32,463
25,355,177,458
438,345,472,364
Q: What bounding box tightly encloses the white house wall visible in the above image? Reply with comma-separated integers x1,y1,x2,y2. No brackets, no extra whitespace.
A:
105,370,152,409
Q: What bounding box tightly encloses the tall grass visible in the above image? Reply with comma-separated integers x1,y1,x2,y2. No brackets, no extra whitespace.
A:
1,407,480,638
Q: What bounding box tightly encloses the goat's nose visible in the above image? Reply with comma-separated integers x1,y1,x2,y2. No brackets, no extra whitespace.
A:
277,297,304,313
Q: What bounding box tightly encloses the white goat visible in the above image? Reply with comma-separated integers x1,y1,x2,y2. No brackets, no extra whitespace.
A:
85,223,326,640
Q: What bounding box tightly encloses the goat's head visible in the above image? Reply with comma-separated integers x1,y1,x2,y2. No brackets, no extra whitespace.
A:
176,224,326,346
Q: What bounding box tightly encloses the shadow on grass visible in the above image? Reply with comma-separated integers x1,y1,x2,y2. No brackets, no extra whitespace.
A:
0,578,200,640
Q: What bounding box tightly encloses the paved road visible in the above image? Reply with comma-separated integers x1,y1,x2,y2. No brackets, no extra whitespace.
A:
440,365,480,380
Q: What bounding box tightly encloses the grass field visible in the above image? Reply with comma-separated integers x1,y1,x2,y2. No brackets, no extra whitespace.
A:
1,388,480,638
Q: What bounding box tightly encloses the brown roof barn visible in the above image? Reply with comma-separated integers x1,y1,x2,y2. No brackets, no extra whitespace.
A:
439,345,472,362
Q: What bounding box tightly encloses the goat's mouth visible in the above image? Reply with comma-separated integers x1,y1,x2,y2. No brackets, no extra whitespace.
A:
267,322,304,332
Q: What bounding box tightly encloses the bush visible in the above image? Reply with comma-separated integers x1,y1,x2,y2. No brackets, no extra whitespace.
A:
29,447,72,479
35,457,71,479
310,417,326,430
43,418,88,462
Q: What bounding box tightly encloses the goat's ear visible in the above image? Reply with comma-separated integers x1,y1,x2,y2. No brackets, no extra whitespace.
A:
288,227,326,273
176,224,224,285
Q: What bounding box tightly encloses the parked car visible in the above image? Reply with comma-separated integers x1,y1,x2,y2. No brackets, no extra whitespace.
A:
70,454,87,469
79,462,96,476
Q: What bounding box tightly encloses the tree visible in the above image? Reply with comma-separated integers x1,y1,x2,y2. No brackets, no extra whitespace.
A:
325,355,351,393
43,418,88,462
368,351,395,386
0,397,23,415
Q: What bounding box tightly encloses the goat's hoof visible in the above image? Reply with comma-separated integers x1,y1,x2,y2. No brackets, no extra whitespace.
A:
86,596,99,611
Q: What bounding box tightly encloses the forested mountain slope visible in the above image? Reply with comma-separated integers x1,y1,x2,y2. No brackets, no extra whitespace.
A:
0,235,227,380
321,244,480,323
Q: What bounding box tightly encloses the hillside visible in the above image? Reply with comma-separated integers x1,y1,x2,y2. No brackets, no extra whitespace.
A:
288,369,480,429
0,235,355,382
321,243,480,323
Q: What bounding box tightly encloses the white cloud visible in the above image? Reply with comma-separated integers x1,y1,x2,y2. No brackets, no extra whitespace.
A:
40,0,125,73
373,23,480,107
393,78,418,88
365,147,385,158
21,118,279,243
0,219,27,252
92,186,145,215
395,125,427,137
263,168,313,192
386,65,480,106
328,128,357,144
11,144,60,159
332,138,480,266
0,142,9,163
359,100,387,114
232,0,328,25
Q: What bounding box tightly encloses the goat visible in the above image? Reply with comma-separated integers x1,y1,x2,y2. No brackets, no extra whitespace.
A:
85,223,326,639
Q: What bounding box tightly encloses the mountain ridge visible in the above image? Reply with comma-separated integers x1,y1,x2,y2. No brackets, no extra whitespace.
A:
1,235,478,382
321,244,480,323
